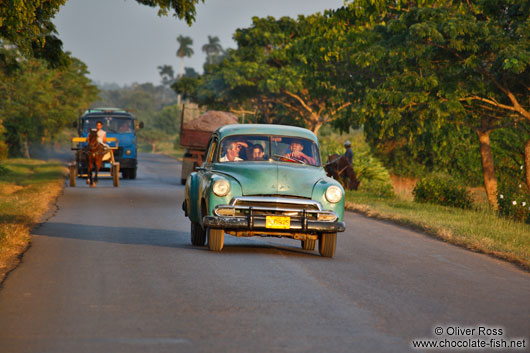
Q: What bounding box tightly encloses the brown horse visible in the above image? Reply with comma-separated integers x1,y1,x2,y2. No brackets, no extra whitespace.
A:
324,154,360,190
84,130,105,187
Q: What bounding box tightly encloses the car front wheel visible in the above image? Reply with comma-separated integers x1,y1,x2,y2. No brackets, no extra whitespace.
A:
208,228,224,251
191,222,206,246
318,233,336,258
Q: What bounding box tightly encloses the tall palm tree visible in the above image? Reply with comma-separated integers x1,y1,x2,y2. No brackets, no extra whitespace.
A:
176,35,194,104
157,64,175,86
201,35,223,65
176,35,194,78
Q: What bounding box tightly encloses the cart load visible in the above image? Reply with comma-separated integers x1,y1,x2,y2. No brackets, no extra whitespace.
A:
180,106,239,184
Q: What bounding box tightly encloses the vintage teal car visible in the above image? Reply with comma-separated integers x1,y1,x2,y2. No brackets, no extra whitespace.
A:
182,124,345,257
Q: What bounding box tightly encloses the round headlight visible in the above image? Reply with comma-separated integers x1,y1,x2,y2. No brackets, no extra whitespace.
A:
325,185,342,203
125,149,132,155
212,179,230,197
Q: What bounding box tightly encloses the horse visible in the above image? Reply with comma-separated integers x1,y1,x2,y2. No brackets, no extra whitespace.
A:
84,130,105,187
324,154,360,190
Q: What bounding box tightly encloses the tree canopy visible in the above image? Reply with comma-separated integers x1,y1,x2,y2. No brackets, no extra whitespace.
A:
178,0,530,209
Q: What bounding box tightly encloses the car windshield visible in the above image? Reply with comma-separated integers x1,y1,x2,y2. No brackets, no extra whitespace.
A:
218,135,320,166
82,117,133,133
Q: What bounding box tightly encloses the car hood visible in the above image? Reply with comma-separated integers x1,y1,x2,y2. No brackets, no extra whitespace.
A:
213,162,324,198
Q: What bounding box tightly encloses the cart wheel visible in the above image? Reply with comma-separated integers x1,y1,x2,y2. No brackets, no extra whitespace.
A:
69,165,76,187
112,163,120,187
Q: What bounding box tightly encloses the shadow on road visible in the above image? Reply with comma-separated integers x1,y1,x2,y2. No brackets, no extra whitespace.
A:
34,222,193,249
34,222,321,257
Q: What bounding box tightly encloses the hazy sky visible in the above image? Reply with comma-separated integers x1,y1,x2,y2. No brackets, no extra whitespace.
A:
54,0,345,86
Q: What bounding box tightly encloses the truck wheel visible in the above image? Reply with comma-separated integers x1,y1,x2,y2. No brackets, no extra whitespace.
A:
191,222,206,246
301,238,316,251
318,233,336,258
207,228,224,252
181,178,186,185
129,168,137,179
122,169,129,179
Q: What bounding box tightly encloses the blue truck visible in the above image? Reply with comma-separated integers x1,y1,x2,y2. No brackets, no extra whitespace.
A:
74,108,143,179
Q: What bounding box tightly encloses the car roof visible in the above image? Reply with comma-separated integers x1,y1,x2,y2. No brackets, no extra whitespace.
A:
216,124,318,142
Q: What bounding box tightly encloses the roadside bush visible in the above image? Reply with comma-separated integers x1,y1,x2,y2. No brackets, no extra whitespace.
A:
497,171,530,224
413,175,473,209
0,163,7,176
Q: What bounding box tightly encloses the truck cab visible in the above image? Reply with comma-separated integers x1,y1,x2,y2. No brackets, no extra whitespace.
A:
75,108,143,179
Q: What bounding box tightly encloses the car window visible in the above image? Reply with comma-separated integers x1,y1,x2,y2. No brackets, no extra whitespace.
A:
271,136,320,166
218,135,270,162
205,137,217,163
217,135,320,166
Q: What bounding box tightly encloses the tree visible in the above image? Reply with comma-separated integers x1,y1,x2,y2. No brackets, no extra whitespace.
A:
321,0,530,209
202,35,223,65
0,55,98,157
157,64,175,86
176,35,194,77
191,15,357,134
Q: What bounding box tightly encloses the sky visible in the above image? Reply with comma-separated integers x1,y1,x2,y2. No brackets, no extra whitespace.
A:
54,0,345,87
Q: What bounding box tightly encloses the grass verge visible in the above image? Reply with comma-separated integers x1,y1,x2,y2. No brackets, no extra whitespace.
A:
345,190,530,271
0,159,66,284
138,141,186,160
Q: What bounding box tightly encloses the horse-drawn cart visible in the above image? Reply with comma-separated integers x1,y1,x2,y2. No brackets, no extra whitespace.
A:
69,137,120,187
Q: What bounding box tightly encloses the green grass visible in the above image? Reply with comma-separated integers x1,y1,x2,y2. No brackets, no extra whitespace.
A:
345,190,530,271
0,159,65,283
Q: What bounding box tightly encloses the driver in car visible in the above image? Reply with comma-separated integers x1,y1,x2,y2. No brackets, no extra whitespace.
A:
283,141,315,165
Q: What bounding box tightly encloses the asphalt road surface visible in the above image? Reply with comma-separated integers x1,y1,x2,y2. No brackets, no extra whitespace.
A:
0,153,528,353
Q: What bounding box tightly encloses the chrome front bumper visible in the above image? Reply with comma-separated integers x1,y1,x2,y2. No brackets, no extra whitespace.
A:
202,196,345,233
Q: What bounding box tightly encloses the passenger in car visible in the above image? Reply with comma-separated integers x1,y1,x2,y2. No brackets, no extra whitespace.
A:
250,144,265,161
220,140,248,162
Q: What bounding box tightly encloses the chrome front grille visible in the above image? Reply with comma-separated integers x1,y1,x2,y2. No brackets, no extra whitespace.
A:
214,196,337,222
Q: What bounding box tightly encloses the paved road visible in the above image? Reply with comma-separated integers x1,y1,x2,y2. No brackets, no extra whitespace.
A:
0,153,528,353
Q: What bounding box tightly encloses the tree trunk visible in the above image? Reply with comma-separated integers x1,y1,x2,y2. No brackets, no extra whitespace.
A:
312,122,323,136
22,136,31,158
151,143,156,153
177,58,184,105
524,140,530,190
476,129,498,210
309,114,323,135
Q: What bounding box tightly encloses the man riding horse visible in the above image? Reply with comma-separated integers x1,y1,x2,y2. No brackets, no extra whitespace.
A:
324,140,360,190
84,123,111,187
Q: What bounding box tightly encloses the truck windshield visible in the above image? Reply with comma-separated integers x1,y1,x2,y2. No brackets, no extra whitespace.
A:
82,117,133,133
218,135,320,166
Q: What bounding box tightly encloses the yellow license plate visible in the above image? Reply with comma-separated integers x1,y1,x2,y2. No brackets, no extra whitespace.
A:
265,216,291,229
